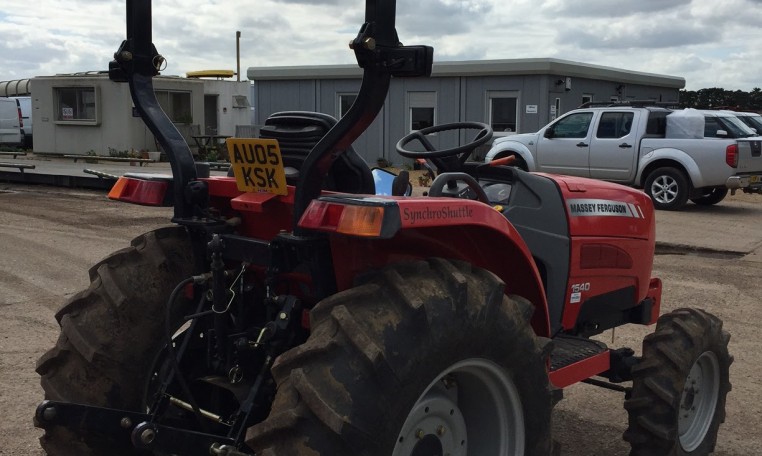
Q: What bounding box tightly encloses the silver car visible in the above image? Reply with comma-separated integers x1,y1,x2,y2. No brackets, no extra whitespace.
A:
728,111,762,135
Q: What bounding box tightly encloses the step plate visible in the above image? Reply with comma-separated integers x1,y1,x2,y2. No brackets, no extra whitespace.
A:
550,335,608,371
548,335,610,388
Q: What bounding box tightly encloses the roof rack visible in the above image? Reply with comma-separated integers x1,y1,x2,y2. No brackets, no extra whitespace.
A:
578,100,681,109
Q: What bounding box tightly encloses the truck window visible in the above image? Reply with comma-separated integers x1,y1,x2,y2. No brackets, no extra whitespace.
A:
738,115,762,133
645,111,668,137
596,112,634,139
743,115,762,133
704,117,722,138
551,112,593,138
716,116,755,138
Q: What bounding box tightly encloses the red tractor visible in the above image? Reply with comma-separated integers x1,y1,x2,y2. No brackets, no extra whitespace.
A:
34,1,731,455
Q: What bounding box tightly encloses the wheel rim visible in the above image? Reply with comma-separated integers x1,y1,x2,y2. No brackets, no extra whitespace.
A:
650,175,679,204
393,359,524,456
678,351,720,452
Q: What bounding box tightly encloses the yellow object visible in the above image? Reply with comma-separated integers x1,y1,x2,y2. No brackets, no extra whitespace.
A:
186,70,235,79
227,138,288,196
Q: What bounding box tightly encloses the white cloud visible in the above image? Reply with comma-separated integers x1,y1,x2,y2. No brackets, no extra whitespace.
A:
541,0,691,17
0,0,761,90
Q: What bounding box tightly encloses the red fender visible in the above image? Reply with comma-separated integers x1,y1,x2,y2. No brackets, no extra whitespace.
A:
328,197,551,337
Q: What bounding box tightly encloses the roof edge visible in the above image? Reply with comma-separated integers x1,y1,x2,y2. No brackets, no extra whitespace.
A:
247,58,685,88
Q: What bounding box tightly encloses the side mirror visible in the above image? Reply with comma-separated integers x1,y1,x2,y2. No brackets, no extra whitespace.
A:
372,168,412,196
543,128,554,139
715,129,728,138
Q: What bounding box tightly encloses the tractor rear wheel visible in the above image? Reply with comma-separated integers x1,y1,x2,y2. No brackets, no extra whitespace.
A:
246,258,553,456
35,226,195,456
623,308,732,456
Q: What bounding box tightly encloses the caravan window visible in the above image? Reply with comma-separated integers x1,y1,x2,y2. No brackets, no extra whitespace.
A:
338,93,357,118
55,87,97,123
408,92,436,131
488,92,518,133
155,90,193,123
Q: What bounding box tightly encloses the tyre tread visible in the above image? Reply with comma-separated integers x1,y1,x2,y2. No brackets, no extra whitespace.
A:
247,258,553,456
35,226,193,456
623,308,731,455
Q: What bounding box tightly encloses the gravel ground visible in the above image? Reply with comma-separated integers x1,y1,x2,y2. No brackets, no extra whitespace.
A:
1,182,760,455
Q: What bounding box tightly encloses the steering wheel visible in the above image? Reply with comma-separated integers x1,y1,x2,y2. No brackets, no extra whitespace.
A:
395,122,493,169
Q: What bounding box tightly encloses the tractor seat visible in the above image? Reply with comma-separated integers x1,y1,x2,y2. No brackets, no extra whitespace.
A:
258,111,375,194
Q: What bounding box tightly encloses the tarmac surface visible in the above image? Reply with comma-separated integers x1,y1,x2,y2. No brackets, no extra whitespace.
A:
654,197,762,259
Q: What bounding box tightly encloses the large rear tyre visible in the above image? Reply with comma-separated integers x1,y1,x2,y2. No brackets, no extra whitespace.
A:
644,167,690,211
35,226,195,456
623,308,732,456
246,258,553,456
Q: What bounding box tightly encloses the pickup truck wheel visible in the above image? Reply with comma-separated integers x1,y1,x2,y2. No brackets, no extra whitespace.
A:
690,187,728,206
246,258,553,456
645,167,690,211
623,308,731,456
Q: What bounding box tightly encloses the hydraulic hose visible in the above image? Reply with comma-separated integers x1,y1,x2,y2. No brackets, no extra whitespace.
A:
162,276,209,430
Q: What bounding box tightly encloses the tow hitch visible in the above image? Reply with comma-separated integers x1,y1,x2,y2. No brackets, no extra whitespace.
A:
35,400,244,455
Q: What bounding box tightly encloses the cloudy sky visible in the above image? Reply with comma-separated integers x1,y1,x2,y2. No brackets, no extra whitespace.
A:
1,0,761,91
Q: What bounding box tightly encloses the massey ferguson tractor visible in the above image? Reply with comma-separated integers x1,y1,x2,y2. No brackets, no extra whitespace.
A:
34,0,731,455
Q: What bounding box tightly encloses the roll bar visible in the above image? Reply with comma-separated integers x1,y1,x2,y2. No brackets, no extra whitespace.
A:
292,0,432,233
109,0,197,220
109,0,432,229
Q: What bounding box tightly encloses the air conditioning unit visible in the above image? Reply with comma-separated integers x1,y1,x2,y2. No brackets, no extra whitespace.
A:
232,95,250,108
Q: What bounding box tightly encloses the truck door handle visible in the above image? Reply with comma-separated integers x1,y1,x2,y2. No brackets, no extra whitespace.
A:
619,143,633,148
576,142,588,147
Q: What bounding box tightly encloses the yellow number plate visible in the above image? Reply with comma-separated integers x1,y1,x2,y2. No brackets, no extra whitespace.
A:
226,138,288,195
751,175,760,184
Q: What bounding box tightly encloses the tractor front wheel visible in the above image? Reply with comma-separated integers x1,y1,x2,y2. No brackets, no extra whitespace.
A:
246,258,553,456
624,308,732,455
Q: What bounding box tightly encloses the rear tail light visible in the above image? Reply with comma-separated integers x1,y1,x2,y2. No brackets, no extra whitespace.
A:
299,199,400,238
108,176,170,206
726,144,738,168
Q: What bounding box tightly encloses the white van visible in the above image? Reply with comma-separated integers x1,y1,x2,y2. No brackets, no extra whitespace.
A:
0,97,23,146
10,96,32,148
